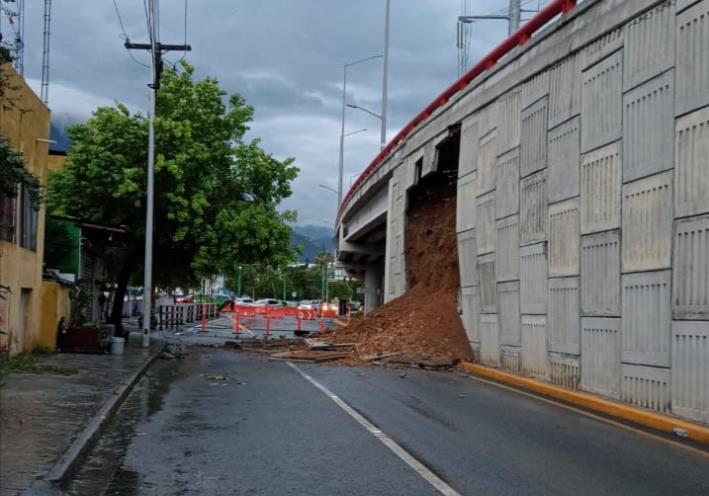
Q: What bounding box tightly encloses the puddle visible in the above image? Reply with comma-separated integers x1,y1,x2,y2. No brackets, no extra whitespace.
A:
63,358,180,496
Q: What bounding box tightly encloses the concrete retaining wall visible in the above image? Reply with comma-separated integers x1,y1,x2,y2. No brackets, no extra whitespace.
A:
454,0,709,423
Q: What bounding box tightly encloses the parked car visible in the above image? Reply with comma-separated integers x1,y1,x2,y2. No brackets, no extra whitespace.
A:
254,298,286,307
298,299,320,309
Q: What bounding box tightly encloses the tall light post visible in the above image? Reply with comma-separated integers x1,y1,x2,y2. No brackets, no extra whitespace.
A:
347,103,382,121
381,0,391,151
338,55,383,209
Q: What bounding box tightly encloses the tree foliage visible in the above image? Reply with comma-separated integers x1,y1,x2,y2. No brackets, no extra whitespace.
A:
0,138,40,207
47,62,299,327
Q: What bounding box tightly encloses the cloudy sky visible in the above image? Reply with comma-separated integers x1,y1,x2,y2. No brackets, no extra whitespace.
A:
18,0,519,226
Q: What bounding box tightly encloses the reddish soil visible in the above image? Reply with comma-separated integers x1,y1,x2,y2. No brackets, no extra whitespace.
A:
332,183,474,365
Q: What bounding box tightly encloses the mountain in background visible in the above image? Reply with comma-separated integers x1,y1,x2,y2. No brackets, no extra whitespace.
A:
290,224,334,263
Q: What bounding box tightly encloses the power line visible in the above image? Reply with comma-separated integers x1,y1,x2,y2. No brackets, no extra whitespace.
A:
111,0,129,39
111,0,150,68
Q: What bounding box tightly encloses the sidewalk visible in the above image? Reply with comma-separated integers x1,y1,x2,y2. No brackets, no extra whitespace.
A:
0,340,159,496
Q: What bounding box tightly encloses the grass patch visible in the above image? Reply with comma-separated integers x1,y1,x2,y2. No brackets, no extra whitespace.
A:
0,353,78,380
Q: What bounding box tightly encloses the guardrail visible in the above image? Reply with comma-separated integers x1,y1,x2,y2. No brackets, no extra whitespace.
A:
337,0,577,222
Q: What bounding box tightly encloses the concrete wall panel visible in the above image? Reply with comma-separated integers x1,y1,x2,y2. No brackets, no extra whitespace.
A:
621,364,671,414
461,286,480,343
478,253,497,314
520,97,549,178
581,50,623,152
480,313,500,366
623,70,675,182
622,270,672,367
496,88,521,156
581,317,622,399
548,277,581,355
496,147,520,219
498,280,521,347
623,1,674,91
477,191,496,255
456,171,477,233
521,315,548,379
548,116,581,203
675,107,709,217
622,171,673,272
459,117,479,178
549,352,581,390
521,71,549,110
673,214,709,319
501,345,521,373
548,54,580,129
581,230,621,316
457,229,478,288
496,215,519,282
580,141,622,234
676,1,709,115
520,242,547,314
672,321,709,423
548,199,580,277
477,129,497,195
520,170,548,245
581,27,623,70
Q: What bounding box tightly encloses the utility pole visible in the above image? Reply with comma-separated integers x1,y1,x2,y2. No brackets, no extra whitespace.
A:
125,0,191,348
380,0,391,150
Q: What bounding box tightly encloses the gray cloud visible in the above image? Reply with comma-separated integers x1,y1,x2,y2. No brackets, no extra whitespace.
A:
21,0,512,225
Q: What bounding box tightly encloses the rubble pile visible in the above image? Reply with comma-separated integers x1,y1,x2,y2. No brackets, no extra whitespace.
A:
333,184,474,366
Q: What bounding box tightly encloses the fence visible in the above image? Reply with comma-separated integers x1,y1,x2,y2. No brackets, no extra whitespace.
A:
157,303,217,330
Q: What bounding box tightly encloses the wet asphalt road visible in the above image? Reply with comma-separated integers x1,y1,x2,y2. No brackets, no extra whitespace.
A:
67,349,709,496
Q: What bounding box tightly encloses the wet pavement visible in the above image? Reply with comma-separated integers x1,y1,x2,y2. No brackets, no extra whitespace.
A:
0,344,155,496
65,348,709,496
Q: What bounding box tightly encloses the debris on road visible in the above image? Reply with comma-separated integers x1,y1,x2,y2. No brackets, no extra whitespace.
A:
269,351,349,363
325,186,474,366
304,338,355,351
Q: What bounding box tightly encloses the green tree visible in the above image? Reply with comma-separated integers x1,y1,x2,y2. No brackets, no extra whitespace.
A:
48,63,299,334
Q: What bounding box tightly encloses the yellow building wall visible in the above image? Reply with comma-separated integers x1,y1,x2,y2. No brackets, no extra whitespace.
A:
0,64,51,357
37,281,70,351
47,153,66,172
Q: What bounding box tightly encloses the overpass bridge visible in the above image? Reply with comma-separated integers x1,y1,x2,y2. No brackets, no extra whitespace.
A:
336,0,709,424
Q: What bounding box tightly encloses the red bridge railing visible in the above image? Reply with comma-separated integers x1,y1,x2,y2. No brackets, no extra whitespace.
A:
337,0,577,223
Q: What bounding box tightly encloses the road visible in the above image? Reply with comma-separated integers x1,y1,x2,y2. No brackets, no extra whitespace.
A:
66,348,709,496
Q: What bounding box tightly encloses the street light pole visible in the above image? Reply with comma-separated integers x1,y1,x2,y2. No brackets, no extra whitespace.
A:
381,0,391,151
337,55,383,210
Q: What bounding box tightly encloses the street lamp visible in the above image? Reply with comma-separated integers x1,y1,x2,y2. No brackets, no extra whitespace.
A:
345,128,367,138
347,103,382,121
338,55,383,210
319,184,338,195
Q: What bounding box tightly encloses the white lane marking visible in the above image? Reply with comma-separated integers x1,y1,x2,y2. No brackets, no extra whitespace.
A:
287,362,462,496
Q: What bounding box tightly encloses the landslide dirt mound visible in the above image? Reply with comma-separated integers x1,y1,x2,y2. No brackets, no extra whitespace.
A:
333,182,474,365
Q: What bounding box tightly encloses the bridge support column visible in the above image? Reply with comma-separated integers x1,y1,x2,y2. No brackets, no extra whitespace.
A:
363,267,383,314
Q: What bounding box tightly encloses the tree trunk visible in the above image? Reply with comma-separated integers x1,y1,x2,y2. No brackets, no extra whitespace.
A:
110,242,141,338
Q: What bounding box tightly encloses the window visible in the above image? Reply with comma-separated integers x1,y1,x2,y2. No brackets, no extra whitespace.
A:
19,185,37,251
0,186,17,243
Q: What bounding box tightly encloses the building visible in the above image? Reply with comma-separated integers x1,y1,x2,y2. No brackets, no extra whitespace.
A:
0,65,52,356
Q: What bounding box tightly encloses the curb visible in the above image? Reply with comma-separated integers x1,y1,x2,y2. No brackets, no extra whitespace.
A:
461,361,709,446
43,339,165,485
